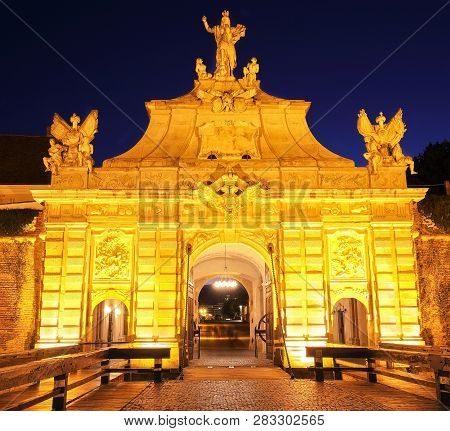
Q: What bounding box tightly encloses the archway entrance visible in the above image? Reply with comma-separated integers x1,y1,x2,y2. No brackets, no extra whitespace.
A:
332,298,368,346
92,299,128,344
188,242,274,366
198,280,250,350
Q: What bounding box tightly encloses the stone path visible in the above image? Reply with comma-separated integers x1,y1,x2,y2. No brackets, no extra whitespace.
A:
57,368,445,411
189,349,272,368
118,349,446,411
336,378,444,411
24,348,446,411
118,349,445,411
183,366,288,380
121,379,389,411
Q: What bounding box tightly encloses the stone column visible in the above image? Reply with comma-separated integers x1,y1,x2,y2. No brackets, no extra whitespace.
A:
280,223,327,367
37,223,88,345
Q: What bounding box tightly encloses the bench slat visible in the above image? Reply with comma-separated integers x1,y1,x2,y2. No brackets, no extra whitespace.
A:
107,348,171,359
0,349,109,392
6,388,62,411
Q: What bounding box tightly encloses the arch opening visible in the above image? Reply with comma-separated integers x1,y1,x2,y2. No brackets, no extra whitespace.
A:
198,280,250,350
188,242,274,364
332,298,368,346
92,299,129,344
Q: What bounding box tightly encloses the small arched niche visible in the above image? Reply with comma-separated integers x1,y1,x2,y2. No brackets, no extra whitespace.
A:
92,299,129,344
332,298,368,346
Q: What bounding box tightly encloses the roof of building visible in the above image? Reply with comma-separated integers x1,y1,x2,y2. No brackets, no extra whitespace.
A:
0,135,51,185
103,78,354,168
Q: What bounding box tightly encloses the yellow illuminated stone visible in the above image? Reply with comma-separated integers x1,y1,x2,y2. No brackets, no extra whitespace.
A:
31,11,427,368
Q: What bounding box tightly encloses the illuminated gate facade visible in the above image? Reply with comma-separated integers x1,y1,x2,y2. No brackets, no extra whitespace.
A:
32,12,426,368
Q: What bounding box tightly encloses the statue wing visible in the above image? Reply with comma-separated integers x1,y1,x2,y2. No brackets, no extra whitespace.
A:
197,182,222,211
80,110,98,141
241,184,262,203
196,89,216,101
50,113,71,141
384,108,406,144
356,109,375,139
235,88,256,99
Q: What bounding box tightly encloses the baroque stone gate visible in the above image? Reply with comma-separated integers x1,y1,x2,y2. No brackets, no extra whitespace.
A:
33,11,426,368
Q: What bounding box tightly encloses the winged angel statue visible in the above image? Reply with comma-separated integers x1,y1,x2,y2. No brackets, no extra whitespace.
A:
44,110,98,175
357,109,416,175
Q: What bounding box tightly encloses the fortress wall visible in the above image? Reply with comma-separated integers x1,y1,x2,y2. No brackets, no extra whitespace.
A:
0,236,44,352
413,204,450,346
415,236,450,346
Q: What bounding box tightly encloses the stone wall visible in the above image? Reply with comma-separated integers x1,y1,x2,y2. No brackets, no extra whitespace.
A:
0,236,44,352
413,202,450,346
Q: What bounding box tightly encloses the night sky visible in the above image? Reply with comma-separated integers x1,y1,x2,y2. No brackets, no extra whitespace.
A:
198,283,248,305
1,0,449,166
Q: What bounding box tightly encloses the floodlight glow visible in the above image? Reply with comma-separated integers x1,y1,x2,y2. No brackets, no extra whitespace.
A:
213,279,238,288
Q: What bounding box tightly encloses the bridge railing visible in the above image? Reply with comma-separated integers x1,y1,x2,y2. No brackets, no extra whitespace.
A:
0,346,171,411
0,345,82,368
305,345,450,407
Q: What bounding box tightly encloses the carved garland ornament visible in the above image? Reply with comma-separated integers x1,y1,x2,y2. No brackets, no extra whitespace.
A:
94,231,130,280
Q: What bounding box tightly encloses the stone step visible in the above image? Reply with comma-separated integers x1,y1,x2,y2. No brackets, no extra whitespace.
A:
183,366,289,380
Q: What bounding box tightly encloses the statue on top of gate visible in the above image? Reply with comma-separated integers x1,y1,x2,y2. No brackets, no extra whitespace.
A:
357,108,416,175
45,110,98,174
202,11,246,80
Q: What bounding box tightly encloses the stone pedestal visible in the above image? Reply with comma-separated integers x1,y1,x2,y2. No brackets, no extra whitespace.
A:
51,167,89,189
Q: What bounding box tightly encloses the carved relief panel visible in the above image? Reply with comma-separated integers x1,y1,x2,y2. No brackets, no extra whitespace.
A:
328,231,367,280
320,171,369,189
93,230,132,281
327,230,369,306
197,120,260,159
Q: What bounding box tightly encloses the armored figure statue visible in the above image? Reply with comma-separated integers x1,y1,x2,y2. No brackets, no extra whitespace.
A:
202,11,246,79
195,58,212,80
43,138,64,175
357,109,416,175
243,57,259,86
48,110,98,174
78,135,95,173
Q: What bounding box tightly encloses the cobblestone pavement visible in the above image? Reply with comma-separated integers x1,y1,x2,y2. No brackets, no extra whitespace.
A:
189,349,272,368
122,379,390,411
121,349,445,411
335,379,445,411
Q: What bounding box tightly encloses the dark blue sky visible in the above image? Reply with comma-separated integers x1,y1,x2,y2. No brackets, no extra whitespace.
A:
1,0,449,166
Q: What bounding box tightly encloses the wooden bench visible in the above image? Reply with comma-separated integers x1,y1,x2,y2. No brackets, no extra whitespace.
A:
305,345,450,406
107,347,170,384
305,346,376,383
0,346,171,411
